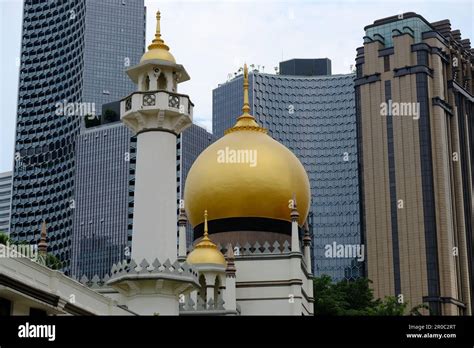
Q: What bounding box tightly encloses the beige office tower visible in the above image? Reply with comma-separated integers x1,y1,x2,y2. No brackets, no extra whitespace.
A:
355,12,474,315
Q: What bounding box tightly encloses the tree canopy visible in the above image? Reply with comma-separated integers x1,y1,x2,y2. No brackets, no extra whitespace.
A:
0,232,62,270
313,275,429,316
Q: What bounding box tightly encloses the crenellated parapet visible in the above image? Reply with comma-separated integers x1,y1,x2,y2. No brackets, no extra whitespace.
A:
75,258,199,289
107,258,199,285
189,240,294,256
179,295,240,315
121,89,193,135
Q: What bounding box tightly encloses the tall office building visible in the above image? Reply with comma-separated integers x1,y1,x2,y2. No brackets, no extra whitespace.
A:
178,124,216,245
279,58,332,76
355,12,473,315
0,172,13,234
71,121,213,278
213,60,362,281
71,123,134,279
9,0,145,274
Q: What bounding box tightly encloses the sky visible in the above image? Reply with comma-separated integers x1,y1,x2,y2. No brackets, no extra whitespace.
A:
0,0,473,173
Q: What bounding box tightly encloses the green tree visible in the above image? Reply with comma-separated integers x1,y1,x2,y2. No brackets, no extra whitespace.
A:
0,232,28,247
0,232,11,245
313,275,347,315
0,232,62,270
103,108,118,123
409,303,431,316
368,296,407,315
334,277,376,315
36,253,63,270
313,276,424,316
84,114,100,128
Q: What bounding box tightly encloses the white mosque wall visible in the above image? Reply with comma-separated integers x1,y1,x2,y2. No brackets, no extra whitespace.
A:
234,253,314,315
0,244,130,315
131,131,178,262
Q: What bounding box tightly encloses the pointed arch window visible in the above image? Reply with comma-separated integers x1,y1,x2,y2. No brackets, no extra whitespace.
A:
144,75,150,91
158,73,167,90
214,276,221,307
198,275,207,302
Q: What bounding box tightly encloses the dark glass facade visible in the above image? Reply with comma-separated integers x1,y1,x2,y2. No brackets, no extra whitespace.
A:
213,69,362,281
71,123,134,279
82,0,146,115
9,0,145,274
178,125,216,246
70,122,213,278
0,172,12,234
279,58,332,76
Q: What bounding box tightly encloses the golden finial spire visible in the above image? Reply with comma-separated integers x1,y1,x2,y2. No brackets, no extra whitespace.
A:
224,64,267,134
140,10,176,63
242,64,251,115
191,211,219,253
148,10,170,51
203,210,209,239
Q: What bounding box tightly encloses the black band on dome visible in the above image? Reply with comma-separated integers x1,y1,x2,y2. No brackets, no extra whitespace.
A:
193,217,291,240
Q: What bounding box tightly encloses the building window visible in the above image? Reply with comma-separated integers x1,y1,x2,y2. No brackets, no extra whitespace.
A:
158,74,167,90
30,307,47,316
356,65,362,78
384,56,390,72
417,51,429,67
0,298,12,316
144,75,150,91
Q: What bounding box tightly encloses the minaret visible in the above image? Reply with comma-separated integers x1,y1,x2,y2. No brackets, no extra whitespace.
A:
290,195,300,253
107,11,197,315
178,207,187,261
121,11,192,262
224,63,265,134
38,221,48,256
303,222,312,273
186,210,226,309
289,196,303,315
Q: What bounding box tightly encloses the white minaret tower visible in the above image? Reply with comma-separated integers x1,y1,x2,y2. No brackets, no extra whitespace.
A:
123,11,192,262
107,11,198,315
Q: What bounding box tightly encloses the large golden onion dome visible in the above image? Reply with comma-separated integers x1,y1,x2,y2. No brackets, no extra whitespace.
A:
186,211,226,266
140,11,176,63
184,64,311,230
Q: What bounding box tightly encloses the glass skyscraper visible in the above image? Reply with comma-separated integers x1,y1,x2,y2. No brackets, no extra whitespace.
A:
178,124,216,246
71,123,134,279
9,0,145,274
213,62,362,281
0,172,12,234
70,121,213,279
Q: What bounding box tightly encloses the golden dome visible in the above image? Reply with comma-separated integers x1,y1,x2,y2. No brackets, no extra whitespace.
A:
184,65,311,229
140,11,176,63
186,211,226,266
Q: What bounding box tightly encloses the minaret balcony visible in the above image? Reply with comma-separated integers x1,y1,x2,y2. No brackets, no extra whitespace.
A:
120,89,193,134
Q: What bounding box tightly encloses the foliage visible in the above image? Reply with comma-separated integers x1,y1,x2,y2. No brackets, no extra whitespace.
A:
36,253,63,270
0,232,11,245
103,109,118,123
409,303,431,316
84,114,101,128
0,232,62,270
313,275,425,316
367,296,407,316
0,232,26,246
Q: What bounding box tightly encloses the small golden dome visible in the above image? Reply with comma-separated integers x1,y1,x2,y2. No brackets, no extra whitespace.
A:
187,211,226,266
184,65,311,229
140,11,176,63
